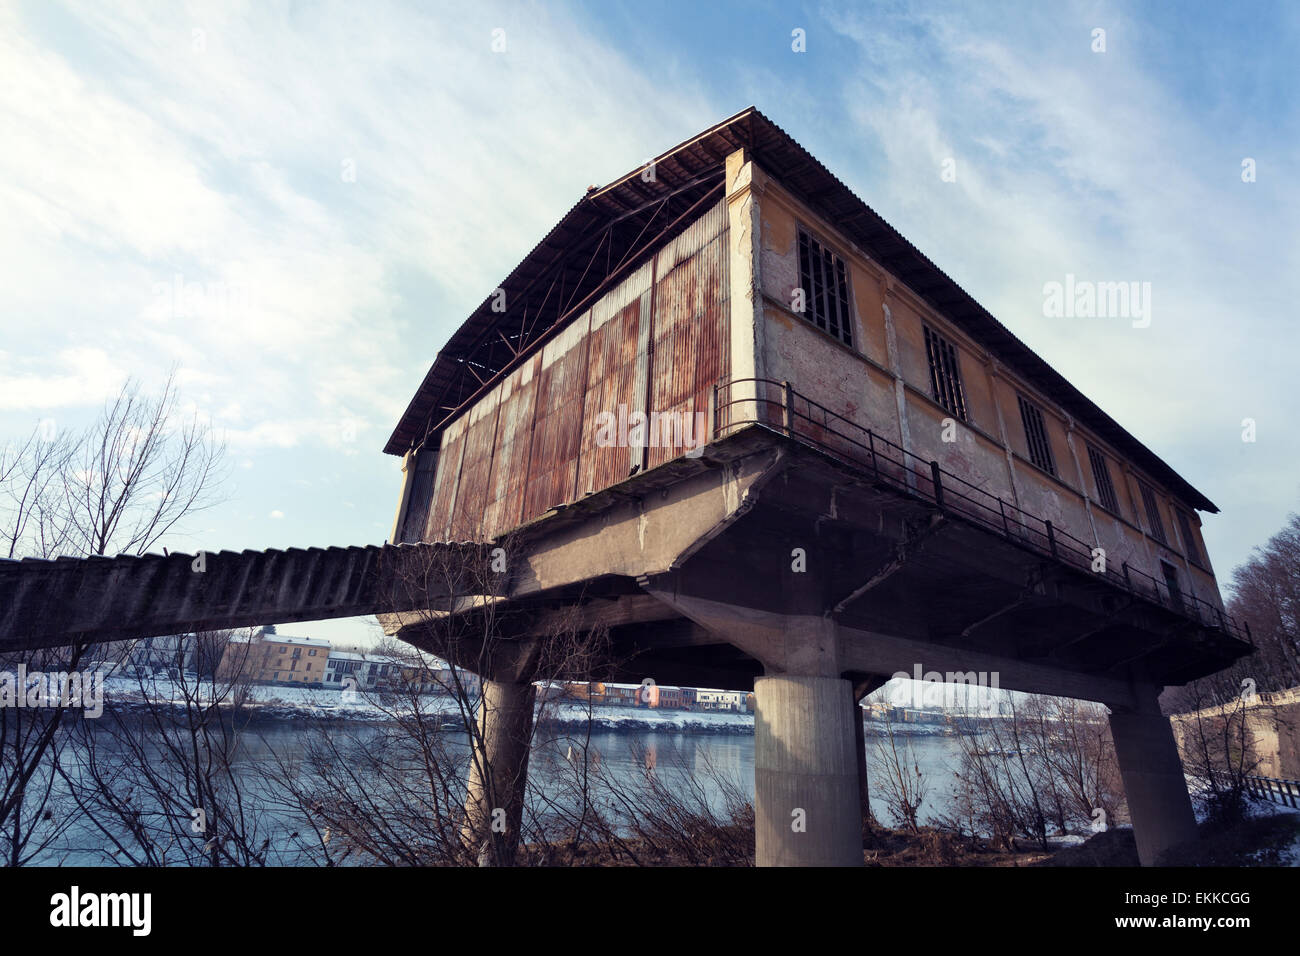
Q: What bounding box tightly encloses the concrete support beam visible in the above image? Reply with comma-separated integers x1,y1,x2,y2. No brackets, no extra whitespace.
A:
754,675,863,866
850,675,888,837
1108,689,1198,866
462,678,536,865
852,690,871,838
645,586,1144,709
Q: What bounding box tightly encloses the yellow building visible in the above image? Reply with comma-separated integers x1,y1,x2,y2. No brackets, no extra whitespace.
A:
218,628,331,685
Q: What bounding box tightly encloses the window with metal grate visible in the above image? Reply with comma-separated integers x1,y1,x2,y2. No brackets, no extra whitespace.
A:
1087,444,1119,514
1176,508,1202,565
924,325,968,421
1139,480,1167,544
1017,395,1056,476
796,228,854,347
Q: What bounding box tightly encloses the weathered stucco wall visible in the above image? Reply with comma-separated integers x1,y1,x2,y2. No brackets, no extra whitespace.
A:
750,167,1222,610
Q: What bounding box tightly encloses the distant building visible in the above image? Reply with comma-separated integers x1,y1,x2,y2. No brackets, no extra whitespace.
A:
218,629,330,686
324,649,473,697
563,681,606,703
696,689,746,712
653,686,683,710
323,650,367,689
603,684,642,707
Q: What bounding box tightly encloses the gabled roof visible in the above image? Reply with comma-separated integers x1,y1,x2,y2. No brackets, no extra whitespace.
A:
385,107,1218,513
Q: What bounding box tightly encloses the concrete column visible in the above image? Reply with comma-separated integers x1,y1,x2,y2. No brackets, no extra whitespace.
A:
754,675,863,866
852,693,872,839
724,147,765,431
462,678,536,865
1108,694,1198,866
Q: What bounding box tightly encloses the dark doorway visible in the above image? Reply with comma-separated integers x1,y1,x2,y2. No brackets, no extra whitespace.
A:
1160,561,1183,612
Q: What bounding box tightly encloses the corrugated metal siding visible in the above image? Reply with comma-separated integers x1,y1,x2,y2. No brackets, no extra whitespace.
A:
425,413,467,540
648,200,729,469
576,260,653,495
480,356,540,538
398,449,439,543
418,199,730,542
522,314,591,519
446,386,502,539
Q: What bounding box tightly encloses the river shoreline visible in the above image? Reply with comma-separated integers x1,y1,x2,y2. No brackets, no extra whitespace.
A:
97,676,958,736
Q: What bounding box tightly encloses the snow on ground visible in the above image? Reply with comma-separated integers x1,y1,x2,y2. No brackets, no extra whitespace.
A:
545,701,752,734
100,674,756,732
101,674,964,736
1278,829,1300,866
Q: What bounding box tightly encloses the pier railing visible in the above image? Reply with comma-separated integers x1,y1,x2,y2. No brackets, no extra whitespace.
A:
713,377,1248,644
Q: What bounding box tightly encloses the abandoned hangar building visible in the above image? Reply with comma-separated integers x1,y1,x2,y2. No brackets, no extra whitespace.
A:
380,107,1251,866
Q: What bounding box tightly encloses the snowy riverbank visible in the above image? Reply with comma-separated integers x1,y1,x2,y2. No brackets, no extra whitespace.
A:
98,674,957,736
99,675,758,732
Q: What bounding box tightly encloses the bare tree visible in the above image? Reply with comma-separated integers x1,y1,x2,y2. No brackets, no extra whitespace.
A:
1224,512,1300,692
0,372,227,866
938,696,1124,852
0,424,77,560
56,631,275,866
59,372,226,559
262,538,614,867
870,719,929,833
1170,680,1263,826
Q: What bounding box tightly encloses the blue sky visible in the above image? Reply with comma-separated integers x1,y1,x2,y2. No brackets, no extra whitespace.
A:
1,0,1296,649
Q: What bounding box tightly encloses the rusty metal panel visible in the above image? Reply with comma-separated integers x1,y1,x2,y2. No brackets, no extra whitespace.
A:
648,200,729,470
575,261,653,495
523,312,591,518
446,384,502,540
480,355,540,539
425,413,468,541
426,199,731,538
576,314,644,491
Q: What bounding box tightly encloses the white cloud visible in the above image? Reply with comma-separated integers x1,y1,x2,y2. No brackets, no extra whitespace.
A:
819,2,1299,571
0,1,714,456
0,347,126,410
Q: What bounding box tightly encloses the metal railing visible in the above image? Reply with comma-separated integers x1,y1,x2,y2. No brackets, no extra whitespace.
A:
1209,771,1300,809
712,377,1249,644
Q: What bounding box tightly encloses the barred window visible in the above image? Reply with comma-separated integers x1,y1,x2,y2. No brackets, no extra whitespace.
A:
1087,445,1119,513
1017,395,1056,475
1176,509,1201,565
1138,480,1167,544
796,228,854,346
924,326,967,421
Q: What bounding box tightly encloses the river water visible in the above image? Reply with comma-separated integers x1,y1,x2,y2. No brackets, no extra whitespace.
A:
34,718,968,865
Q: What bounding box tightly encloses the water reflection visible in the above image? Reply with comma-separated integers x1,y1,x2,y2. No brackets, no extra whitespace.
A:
34,718,967,865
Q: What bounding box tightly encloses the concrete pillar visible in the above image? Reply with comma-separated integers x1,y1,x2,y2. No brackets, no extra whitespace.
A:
754,675,863,866
1108,695,1198,866
462,678,536,865
853,693,872,840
